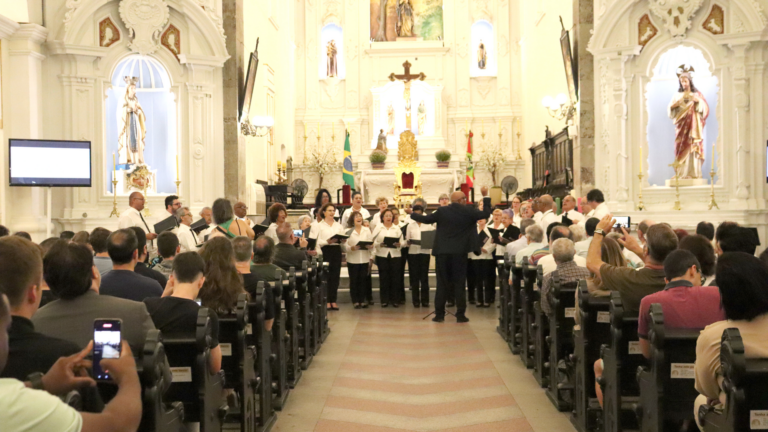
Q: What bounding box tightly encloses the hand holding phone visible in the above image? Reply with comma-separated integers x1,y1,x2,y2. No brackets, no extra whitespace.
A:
40,341,96,395
98,341,136,386
93,319,122,381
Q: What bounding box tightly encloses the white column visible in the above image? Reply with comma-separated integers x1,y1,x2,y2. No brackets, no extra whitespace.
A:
0,15,21,226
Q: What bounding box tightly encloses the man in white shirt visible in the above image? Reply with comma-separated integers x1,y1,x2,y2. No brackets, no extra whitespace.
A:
198,207,215,238
561,195,585,224
0,294,142,432
340,192,371,227
583,189,609,222
575,217,600,258
164,195,181,218
506,219,536,259
118,192,157,240
175,207,198,252
515,224,546,264
538,194,561,233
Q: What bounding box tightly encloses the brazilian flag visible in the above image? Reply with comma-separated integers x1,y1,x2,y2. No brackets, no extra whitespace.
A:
343,131,355,188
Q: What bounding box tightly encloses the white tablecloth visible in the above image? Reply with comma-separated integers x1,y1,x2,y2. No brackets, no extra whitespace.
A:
359,168,462,205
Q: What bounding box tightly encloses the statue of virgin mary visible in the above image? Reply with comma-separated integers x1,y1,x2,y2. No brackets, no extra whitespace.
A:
117,76,147,165
667,65,709,179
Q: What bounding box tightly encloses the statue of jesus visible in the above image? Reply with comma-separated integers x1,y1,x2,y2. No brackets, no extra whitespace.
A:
396,0,414,37
387,104,396,135
417,101,427,135
667,65,709,179
118,76,147,165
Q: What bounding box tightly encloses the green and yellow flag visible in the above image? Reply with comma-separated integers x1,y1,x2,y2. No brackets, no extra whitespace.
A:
343,130,355,188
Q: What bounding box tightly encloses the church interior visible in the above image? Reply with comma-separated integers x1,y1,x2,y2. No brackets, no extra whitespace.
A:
2,0,768,431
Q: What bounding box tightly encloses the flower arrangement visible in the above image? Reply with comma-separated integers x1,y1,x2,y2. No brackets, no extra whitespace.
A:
307,143,338,189
475,141,508,186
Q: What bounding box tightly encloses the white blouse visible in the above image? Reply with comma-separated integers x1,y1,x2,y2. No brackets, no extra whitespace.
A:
340,207,371,228
310,219,344,252
405,221,434,255
264,223,279,243
344,226,373,264
372,224,404,258
469,226,495,260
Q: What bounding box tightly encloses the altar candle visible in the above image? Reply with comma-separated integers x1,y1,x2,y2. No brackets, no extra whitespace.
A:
176,155,179,181
555,197,561,215
113,152,116,174
711,141,716,172
304,122,307,136
639,144,643,174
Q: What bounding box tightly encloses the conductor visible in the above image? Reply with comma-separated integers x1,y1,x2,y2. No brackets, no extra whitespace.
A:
409,187,492,323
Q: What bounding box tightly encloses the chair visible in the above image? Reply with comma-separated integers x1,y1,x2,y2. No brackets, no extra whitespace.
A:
393,131,423,209
336,185,353,205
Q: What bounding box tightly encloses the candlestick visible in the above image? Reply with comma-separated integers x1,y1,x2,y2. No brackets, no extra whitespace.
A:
113,152,116,174
110,177,119,218
639,144,643,175
711,141,716,172
708,168,719,210
637,172,646,211
175,154,179,181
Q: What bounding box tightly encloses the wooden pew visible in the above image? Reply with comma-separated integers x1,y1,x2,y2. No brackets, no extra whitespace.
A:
598,291,642,432
545,274,579,412
533,264,550,388
138,329,185,432
163,308,227,432
219,294,257,432
517,259,537,369
295,262,314,371
636,303,701,432
508,257,524,355
570,280,611,432
320,261,331,343
246,282,278,432
496,258,511,342
270,271,291,410
308,256,323,355
698,328,768,432
283,266,302,388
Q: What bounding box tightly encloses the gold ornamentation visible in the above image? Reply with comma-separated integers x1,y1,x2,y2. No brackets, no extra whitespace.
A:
161,24,181,61
393,131,422,209
397,130,419,163
702,4,725,35
638,14,658,49
126,164,155,192
99,17,121,48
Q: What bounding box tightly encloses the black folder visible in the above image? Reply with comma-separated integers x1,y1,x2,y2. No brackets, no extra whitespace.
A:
382,236,400,248
190,218,210,234
329,233,348,242
153,216,178,233
355,240,374,248
365,215,375,222
253,224,269,236
560,213,574,227
420,231,436,249
478,230,489,245
487,228,502,244
503,225,521,240
305,238,317,250
408,239,422,246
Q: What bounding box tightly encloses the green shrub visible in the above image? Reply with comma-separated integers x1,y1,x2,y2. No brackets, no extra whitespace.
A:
369,150,387,163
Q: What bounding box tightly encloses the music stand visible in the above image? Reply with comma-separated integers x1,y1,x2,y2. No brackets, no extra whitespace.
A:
418,231,457,320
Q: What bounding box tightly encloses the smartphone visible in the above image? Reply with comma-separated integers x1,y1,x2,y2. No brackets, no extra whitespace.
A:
613,216,631,230
93,319,122,381
293,229,304,238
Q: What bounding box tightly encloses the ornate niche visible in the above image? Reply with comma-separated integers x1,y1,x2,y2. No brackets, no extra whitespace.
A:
99,16,121,48
118,0,171,55
161,24,181,61
648,0,705,38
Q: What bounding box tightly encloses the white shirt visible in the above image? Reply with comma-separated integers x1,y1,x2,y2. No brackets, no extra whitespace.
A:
118,207,152,233
515,242,546,264
264,223,279,243
340,207,371,228
562,209,585,224
310,219,344,252
537,254,588,276
539,209,561,233
372,224,404,258
506,236,529,259
490,221,507,256
405,220,434,255
533,211,543,223
575,237,593,258
585,202,610,222
344,226,373,264
177,223,198,252
0,378,83,432
469,226,494,260
511,213,523,228
370,211,386,230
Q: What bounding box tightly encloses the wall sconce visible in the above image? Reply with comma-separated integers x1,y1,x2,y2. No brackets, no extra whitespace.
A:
241,115,274,137
541,93,576,122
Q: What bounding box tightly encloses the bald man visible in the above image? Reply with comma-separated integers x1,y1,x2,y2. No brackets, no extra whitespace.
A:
561,195,584,224
538,195,560,233
409,187,491,323
234,201,254,228
118,192,157,241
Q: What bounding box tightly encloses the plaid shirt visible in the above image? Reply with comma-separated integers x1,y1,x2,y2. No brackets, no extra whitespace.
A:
541,260,591,315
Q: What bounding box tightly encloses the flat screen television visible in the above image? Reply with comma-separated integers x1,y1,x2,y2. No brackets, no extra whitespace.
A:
9,139,92,187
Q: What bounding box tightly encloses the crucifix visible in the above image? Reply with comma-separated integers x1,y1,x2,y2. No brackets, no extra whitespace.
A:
388,60,426,130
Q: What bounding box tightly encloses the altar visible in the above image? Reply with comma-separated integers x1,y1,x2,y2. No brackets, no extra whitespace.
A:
359,167,462,205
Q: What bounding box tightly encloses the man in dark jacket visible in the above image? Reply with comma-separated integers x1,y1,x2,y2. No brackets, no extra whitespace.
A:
410,187,491,322
273,223,308,272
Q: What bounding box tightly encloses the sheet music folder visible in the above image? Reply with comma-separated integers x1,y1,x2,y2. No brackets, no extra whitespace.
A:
420,231,436,250
154,216,178,234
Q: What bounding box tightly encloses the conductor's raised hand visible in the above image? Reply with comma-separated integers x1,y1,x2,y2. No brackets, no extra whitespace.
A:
481,186,489,197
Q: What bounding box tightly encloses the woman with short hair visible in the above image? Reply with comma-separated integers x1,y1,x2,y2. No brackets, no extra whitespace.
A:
344,211,374,309
372,209,403,307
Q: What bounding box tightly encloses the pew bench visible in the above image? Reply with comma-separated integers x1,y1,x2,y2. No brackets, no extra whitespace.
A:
545,275,579,412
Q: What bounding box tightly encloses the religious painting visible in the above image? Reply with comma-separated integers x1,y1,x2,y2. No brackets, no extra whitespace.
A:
161,24,181,61
638,14,658,49
99,17,120,48
560,20,578,104
370,0,443,42
702,4,724,35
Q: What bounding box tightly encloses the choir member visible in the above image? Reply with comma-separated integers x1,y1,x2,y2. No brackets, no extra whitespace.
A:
372,209,403,307
468,217,495,307
264,203,287,242
340,191,371,227
406,204,434,307
308,188,339,219
392,208,408,305
311,203,344,310
344,211,374,309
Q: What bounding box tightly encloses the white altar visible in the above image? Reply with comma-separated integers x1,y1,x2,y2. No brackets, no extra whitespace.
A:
359,167,462,205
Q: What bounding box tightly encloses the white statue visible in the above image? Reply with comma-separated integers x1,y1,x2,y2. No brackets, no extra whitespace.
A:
387,103,396,135
117,77,147,165
417,101,427,135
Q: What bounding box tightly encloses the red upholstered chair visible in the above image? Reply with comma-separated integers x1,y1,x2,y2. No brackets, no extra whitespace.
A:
336,185,352,205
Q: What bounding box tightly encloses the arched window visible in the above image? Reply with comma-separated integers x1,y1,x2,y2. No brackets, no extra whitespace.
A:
106,55,177,194
645,45,719,185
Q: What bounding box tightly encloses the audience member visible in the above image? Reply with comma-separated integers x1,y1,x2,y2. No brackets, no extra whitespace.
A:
144,252,221,374
760,248,768,269
541,238,590,315
606,232,644,269
529,224,568,265
536,226,585,274
250,235,288,281
273,223,308,272
59,231,75,241
506,219,536,259
586,215,678,314
514,224,545,264
100,229,163,302
129,227,167,288
674,228,689,242
0,225,8,237
586,236,627,297
694,253,768,429
175,207,198,252
33,241,155,349
715,222,757,256
208,198,255,240
71,231,90,249
155,231,180,278
696,221,715,241
89,227,113,275
199,237,244,315
637,220,655,246
233,236,274,330
679,235,717,286
13,232,32,241
38,238,65,308
575,217,600,258
569,224,586,243
0,294,142,432
0,237,81,380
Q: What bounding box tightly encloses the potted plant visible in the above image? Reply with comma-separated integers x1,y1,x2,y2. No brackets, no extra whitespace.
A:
307,143,338,189
370,150,387,169
435,150,451,168
476,142,508,206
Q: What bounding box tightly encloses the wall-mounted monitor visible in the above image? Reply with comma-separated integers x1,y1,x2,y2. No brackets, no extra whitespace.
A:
9,139,92,187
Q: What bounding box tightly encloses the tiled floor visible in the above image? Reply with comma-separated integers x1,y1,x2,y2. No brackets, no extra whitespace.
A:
274,305,577,432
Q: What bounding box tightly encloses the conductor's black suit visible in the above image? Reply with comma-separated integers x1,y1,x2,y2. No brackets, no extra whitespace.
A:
410,196,492,319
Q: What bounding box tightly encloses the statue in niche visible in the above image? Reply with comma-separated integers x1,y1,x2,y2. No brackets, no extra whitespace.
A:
417,101,427,135
396,0,414,37
376,129,389,154
387,104,396,135
478,41,487,69
118,76,147,165
326,40,338,78
667,65,709,179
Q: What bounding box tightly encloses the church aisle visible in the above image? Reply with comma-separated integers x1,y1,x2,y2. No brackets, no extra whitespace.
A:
273,306,576,432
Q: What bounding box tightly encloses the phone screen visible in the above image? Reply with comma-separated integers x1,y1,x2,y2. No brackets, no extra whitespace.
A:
93,319,122,381
293,229,303,238
613,216,631,230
